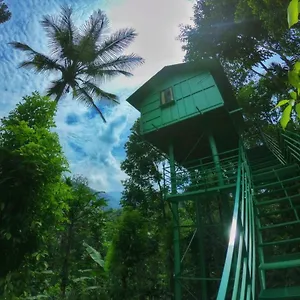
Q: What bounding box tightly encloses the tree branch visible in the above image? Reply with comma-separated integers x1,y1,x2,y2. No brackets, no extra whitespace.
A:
250,67,269,79
262,42,291,67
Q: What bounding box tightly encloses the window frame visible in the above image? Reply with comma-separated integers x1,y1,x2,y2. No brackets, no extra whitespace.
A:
160,87,175,107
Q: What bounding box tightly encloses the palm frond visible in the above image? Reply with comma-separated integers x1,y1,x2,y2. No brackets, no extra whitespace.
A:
46,79,67,102
94,54,144,72
41,6,77,60
81,9,109,43
80,80,119,104
76,10,109,63
96,28,138,61
9,42,39,54
40,14,63,56
18,60,62,74
74,86,107,123
9,42,63,73
85,67,133,79
59,6,75,39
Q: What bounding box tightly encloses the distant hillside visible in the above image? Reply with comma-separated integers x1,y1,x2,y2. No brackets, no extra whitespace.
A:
89,188,121,209
88,186,122,208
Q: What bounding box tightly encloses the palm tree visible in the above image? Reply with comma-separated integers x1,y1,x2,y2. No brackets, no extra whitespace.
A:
10,6,144,122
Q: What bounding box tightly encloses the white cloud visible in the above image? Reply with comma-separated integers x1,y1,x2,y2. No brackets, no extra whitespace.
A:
0,0,194,193
55,93,139,192
104,0,194,91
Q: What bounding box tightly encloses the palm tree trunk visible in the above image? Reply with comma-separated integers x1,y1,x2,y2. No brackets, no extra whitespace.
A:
54,82,67,103
55,89,65,103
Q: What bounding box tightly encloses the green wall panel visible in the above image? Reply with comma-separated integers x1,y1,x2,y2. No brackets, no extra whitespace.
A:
140,70,224,134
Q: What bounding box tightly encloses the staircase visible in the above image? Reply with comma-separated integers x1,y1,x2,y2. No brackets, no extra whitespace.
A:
248,145,300,299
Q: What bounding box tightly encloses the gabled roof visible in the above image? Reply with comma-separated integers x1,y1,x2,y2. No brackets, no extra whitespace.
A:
126,59,238,112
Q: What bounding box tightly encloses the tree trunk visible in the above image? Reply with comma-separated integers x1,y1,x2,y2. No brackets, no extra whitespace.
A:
60,222,74,298
54,81,66,103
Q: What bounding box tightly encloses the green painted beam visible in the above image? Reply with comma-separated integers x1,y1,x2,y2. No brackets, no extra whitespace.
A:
259,286,300,300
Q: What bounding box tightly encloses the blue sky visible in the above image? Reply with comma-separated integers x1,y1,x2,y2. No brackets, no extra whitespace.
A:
0,0,194,193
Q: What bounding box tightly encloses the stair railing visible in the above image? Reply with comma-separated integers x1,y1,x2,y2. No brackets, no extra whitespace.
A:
278,129,300,163
259,126,300,165
260,130,287,165
217,141,256,300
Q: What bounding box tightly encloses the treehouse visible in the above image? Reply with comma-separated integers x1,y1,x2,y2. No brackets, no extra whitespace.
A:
126,60,244,165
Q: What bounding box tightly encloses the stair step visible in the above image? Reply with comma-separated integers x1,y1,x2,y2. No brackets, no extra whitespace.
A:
253,164,299,183
257,204,300,216
250,156,279,164
246,145,271,158
259,286,300,299
255,182,300,199
251,157,279,164
252,163,285,175
259,237,300,247
251,161,282,171
255,194,300,207
249,154,283,168
259,253,300,270
260,220,300,230
255,175,300,190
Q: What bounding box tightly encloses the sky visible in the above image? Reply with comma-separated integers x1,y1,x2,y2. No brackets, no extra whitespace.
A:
0,0,194,194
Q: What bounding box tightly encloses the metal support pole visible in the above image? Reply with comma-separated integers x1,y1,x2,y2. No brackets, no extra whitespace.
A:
207,131,224,187
169,142,182,300
207,130,231,234
196,199,208,300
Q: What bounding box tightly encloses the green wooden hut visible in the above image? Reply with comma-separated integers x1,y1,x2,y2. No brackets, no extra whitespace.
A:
126,60,243,165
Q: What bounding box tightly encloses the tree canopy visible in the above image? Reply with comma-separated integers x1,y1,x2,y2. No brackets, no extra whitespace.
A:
0,92,68,278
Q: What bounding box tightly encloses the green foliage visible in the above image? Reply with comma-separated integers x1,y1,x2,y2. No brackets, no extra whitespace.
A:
0,92,68,279
273,90,298,130
0,175,108,299
280,103,293,129
121,119,166,215
116,120,174,298
271,5,300,129
10,6,144,122
105,208,165,299
180,0,300,130
287,0,300,28
57,176,107,298
83,242,104,268
0,0,11,24
236,0,289,36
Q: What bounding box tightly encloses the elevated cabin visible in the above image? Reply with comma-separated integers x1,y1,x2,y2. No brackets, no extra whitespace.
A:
126,60,243,166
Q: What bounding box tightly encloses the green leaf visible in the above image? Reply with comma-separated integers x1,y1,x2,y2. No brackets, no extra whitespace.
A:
273,100,289,110
294,61,300,72
5,232,12,240
280,104,293,130
288,70,300,88
290,91,297,100
288,0,299,28
73,276,93,282
295,103,300,118
85,286,101,291
40,270,54,275
83,242,104,268
289,99,296,106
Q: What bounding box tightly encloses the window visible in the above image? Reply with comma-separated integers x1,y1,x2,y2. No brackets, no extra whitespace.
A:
161,87,174,106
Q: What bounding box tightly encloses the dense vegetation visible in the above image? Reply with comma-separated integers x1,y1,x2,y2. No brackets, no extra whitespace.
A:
1,1,300,299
